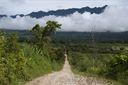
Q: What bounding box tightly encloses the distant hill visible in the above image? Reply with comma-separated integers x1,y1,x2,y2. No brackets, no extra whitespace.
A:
1,29,128,40
27,5,107,18
0,5,107,19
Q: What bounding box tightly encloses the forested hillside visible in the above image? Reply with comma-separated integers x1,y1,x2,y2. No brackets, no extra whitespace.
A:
2,29,128,40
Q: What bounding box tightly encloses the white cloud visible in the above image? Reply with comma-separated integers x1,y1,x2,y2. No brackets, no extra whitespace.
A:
0,6,128,32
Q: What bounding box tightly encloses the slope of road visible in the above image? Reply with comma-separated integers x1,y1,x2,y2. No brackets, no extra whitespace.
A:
25,53,112,85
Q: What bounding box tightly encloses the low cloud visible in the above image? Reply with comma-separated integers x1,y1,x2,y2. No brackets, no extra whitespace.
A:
0,6,128,32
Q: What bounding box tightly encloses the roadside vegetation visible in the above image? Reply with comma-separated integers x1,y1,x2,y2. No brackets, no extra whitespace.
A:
0,21,65,85
52,39,128,85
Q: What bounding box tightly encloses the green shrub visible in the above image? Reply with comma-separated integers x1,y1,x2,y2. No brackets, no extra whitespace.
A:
99,53,128,84
5,32,20,54
79,56,94,72
51,60,63,71
0,30,29,85
0,52,29,85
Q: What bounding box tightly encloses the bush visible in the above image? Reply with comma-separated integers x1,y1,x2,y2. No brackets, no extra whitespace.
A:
0,30,29,85
79,56,94,72
68,51,95,72
100,53,128,84
5,32,20,54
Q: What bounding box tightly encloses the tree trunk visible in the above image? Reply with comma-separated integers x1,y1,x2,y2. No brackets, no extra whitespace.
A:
91,28,98,68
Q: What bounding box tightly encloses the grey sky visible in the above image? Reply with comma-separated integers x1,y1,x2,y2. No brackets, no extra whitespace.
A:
0,0,127,15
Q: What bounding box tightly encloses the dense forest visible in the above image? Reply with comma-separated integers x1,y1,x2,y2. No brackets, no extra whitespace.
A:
3,29,128,40
1,21,128,85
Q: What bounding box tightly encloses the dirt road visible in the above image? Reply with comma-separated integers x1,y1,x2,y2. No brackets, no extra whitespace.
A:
25,53,111,85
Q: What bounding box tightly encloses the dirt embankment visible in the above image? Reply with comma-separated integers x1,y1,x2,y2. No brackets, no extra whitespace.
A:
25,53,112,85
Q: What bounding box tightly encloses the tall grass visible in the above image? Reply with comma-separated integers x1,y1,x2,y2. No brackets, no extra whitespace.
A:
51,60,63,71
68,51,107,72
68,51,126,85
1,42,65,85
22,43,64,80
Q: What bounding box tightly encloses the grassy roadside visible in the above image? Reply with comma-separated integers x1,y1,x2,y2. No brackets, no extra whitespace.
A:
67,51,125,85
0,42,64,85
71,68,123,85
17,43,65,85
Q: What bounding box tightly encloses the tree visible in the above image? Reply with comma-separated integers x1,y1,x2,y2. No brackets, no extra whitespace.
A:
0,29,5,36
0,29,6,57
6,32,20,54
89,27,98,68
28,21,62,48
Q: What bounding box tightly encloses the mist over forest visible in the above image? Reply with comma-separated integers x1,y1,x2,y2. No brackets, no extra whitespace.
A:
0,5,128,32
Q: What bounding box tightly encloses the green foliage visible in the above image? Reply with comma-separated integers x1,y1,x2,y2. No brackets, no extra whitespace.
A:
28,21,62,48
68,52,94,71
51,60,63,71
68,52,106,72
0,53,29,85
101,54,128,81
6,32,20,54
0,30,29,85
0,21,64,84
0,29,5,36
80,56,95,72
0,40,64,85
20,42,65,83
0,30,6,57
88,66,100,74
21,43,52,73
49,47,65,70
68,50,127,84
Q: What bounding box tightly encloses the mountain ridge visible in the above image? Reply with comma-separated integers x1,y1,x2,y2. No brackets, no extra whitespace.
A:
0,5,108,19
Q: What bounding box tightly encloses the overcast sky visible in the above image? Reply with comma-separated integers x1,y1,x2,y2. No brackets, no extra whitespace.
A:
0,0,128,32
0,0,128,15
